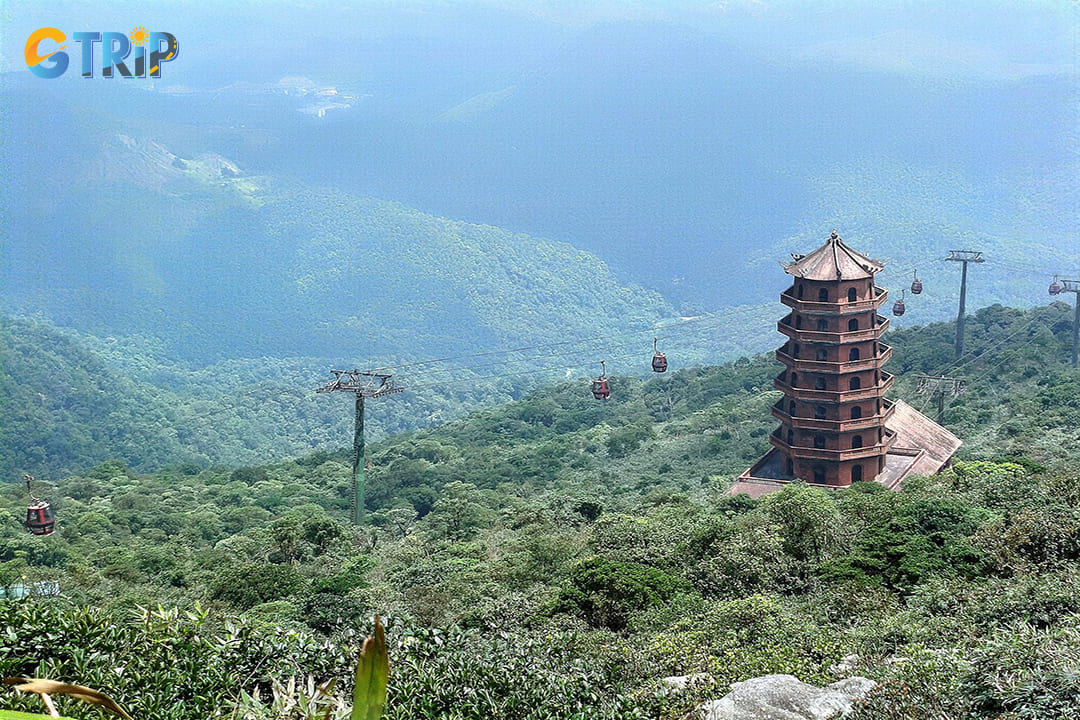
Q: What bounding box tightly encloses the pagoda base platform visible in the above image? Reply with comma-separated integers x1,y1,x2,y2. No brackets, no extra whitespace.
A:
731,400,961,498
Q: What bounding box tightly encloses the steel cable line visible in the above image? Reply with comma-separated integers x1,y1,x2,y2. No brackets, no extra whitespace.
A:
345,301,776,381
400,339,735,394
907,310,1054,415
326,250,1069,403
940,328,1060,411
906,309,1048,393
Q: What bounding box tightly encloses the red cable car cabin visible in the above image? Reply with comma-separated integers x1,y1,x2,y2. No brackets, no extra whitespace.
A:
910,270,923,295
892,289,906,316
25,500,55,536
592,360,611,400
651,338,667,373
1049,278,1062,296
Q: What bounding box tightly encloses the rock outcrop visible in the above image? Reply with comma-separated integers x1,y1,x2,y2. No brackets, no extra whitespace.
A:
700,674,876,720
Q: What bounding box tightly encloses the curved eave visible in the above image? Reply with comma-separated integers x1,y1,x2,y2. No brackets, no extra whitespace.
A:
784,231,885,281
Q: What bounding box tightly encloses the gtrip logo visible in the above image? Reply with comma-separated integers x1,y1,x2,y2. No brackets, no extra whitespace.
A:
25,27,179,79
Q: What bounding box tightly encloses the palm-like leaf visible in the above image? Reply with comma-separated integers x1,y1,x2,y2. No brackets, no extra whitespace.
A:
3,678,132,720
351,617,388,720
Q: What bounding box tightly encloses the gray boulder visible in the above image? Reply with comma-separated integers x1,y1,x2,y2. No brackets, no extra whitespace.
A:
659,673,715,696
700,674,876,720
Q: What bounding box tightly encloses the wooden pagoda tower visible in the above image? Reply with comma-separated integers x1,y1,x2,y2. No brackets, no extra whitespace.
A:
735,230,960,495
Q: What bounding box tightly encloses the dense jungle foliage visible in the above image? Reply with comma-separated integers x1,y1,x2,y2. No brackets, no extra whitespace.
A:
0,301,778,481
2,303,1079,719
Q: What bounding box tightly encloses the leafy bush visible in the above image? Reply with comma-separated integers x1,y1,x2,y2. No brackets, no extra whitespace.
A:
962,621,1080,718
0,601,351,720
554,557,691,630
645,594,848,684
210,564,304,610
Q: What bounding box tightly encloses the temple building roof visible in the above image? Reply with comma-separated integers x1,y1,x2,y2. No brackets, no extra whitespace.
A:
783,230,885,281
875,399,963,489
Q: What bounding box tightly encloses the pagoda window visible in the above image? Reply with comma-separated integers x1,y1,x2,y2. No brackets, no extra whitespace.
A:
848,318,859,331
793,343,801,358
818,288,829,302
851,464,863,482
852,435,863,449
850,406,862,420
847,287,857,302
795,315,803,329
815,406,827,419
813,434,826,449
786,458,794,475
789,400,796,415
815,377,827,390
817,319,829,331
816,348,828,361
787,429,794,444
849,377,861,390
813,468,826,484
849,347,860,361
797,284,804,299
790,372,798,387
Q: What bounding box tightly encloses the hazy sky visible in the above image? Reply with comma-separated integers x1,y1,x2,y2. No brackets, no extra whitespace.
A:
2,1,1076,81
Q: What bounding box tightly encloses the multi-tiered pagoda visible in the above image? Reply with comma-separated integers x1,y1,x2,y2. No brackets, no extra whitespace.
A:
734,231,960,497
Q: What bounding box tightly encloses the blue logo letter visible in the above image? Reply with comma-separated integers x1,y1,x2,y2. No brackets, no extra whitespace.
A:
148,32,178,78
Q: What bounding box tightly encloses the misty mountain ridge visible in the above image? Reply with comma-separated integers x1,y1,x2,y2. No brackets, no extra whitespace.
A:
1,124,679,364
1,13,1074,375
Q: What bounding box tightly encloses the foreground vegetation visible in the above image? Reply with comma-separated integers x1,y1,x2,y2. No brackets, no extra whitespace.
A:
2,303,1079,718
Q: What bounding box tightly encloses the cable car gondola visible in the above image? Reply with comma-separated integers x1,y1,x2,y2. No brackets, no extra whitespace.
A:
892,289,906,317
23,474,55,536
591,360,611,400
910,270,923,295
651,338,668,373
1049,276,1062,296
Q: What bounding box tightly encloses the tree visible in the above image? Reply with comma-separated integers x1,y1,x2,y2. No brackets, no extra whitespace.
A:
302,514,345,555
269,515,305,563
427,481,491,540
555,557,691,630
762,482,845,562
210,563,304,610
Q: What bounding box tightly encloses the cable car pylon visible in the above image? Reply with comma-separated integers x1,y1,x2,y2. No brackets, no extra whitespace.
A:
1048,278,1080,367
316,370,403,525
946,250,986,357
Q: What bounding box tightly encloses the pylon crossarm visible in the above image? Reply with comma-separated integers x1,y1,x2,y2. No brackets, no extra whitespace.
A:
315,369,403,525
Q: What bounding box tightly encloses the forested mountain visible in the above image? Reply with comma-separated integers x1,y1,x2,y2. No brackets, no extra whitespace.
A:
1,303,1078,719
2,6,1075,359
0,300,780,480
0,110,674,362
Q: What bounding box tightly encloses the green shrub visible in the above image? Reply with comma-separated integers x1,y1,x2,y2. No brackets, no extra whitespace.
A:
554,557,691,630
645,594,848,684
210,563,304,610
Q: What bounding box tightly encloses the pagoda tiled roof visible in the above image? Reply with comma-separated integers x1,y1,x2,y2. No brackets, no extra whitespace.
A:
783,230,885,281
883,399,963,475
